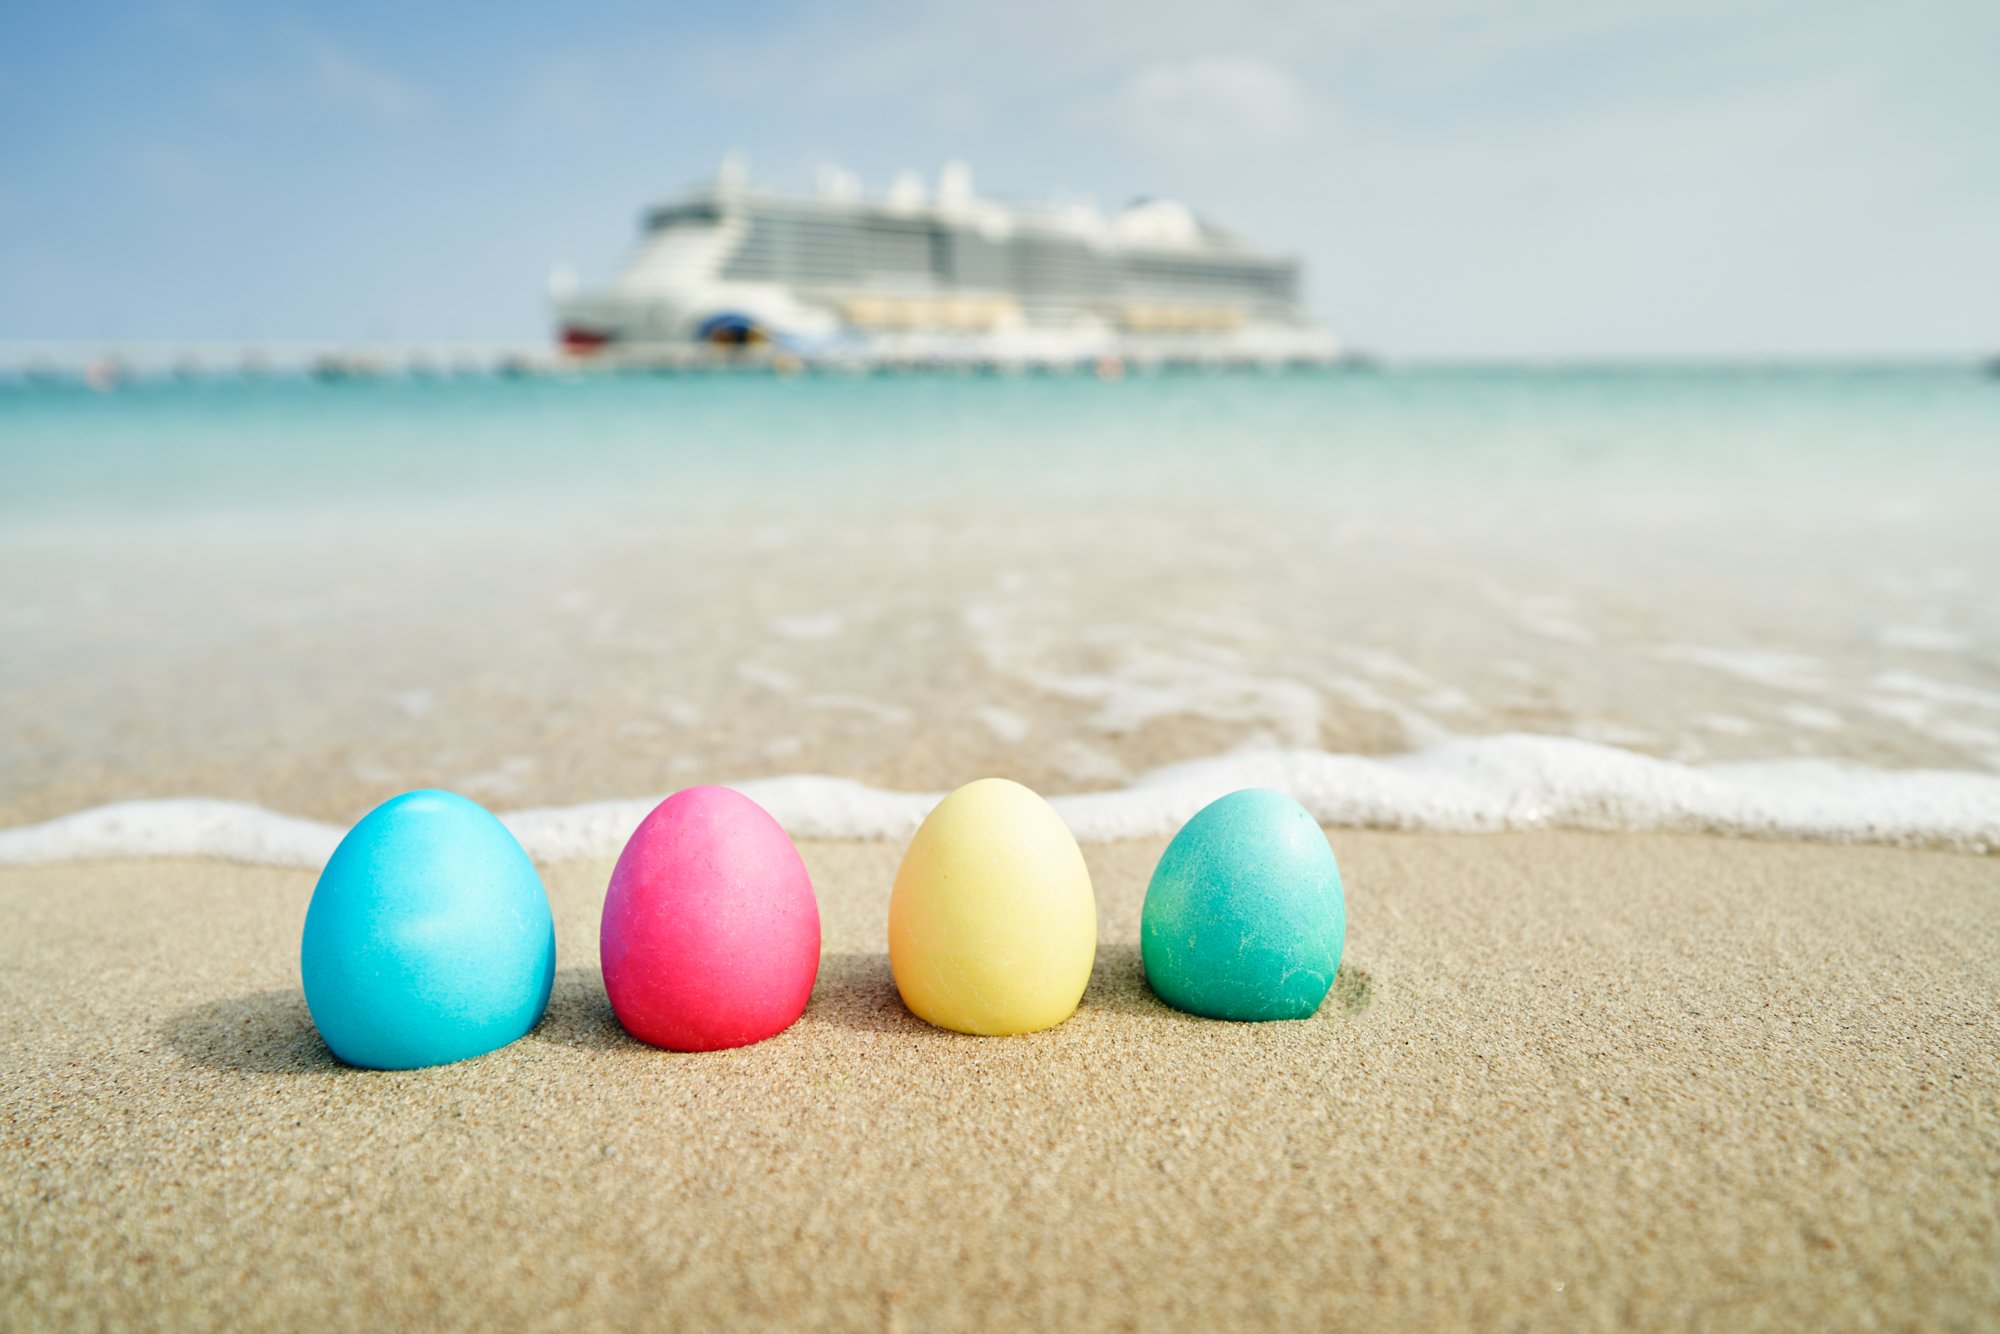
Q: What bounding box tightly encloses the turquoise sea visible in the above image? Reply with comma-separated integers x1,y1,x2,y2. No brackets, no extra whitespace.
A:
5,365,1997,521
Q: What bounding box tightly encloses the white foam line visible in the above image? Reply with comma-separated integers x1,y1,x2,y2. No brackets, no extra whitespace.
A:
1,736,1995,868
0,800,346,869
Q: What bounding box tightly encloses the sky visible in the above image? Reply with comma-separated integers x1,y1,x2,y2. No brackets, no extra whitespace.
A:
1,0,1995,359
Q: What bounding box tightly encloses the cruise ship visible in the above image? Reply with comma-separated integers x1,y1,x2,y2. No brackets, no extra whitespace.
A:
552,156,1337,367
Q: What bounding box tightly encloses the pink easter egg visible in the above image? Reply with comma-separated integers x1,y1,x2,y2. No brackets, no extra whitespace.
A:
600,786,821,1051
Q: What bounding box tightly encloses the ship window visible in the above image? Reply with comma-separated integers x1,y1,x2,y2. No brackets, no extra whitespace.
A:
1119,255,1297,305
1016,237,1106,298
862,222,934,277
645,203,721,230
942,230,1011,289
721,212,865,286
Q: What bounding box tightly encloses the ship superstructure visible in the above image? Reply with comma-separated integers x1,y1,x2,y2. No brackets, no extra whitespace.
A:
553,157,1336,366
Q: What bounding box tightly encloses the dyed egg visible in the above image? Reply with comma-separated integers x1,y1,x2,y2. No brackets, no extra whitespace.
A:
600,786,821,1051
889,778,1097,1035
301,790,556,1069
1141,789,1345,1021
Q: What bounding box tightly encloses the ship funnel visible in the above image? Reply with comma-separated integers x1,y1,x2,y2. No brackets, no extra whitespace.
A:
815,163,861,202
937,160,974,211
716,149,750,196
886,169,927,212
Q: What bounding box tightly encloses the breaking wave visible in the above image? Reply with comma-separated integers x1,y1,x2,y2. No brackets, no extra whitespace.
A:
1,734,1994,868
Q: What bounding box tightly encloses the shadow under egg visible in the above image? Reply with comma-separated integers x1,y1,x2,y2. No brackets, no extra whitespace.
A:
526,965,630,1051
800,948,1178,1037
160,987,350,1076
162,949,1380,1072
1328,964,1375,1016
798,951,932,1035
1084,943,1376,1024
536,957,933,1049
1073,943,1173,1019
798,945,1378,1034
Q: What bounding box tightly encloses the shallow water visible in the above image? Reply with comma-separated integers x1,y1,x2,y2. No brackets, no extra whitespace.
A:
3,366,1997,842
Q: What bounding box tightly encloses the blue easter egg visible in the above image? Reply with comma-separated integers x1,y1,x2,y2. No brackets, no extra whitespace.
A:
301,790,555,1069
1141,788,1345,1021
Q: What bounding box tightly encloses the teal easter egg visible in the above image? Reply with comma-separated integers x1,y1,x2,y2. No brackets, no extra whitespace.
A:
301,790,555,1069
1141,789,1345,1021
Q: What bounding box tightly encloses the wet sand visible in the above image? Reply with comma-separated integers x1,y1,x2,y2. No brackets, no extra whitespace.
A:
4,831,1996,1329
7,486,1999,829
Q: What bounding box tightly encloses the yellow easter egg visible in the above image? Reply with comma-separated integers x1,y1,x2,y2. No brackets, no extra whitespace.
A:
888,778,1098,1035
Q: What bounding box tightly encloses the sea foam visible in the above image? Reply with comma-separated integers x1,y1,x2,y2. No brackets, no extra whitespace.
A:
0,734,1994,868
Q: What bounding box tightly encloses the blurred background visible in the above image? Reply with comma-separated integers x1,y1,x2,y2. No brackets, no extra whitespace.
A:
4,0,1995,359
2,1,1997,839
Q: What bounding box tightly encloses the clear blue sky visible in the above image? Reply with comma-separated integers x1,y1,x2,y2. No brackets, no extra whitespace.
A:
2,0,1994,358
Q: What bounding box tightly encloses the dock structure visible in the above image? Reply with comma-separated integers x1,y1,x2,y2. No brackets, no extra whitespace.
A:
0,339,1350,387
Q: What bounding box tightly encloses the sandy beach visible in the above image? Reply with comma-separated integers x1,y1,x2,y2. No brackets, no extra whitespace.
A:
5,831,1995,1329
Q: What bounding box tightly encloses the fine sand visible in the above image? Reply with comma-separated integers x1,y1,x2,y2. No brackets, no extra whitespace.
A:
3,832,1996,1329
